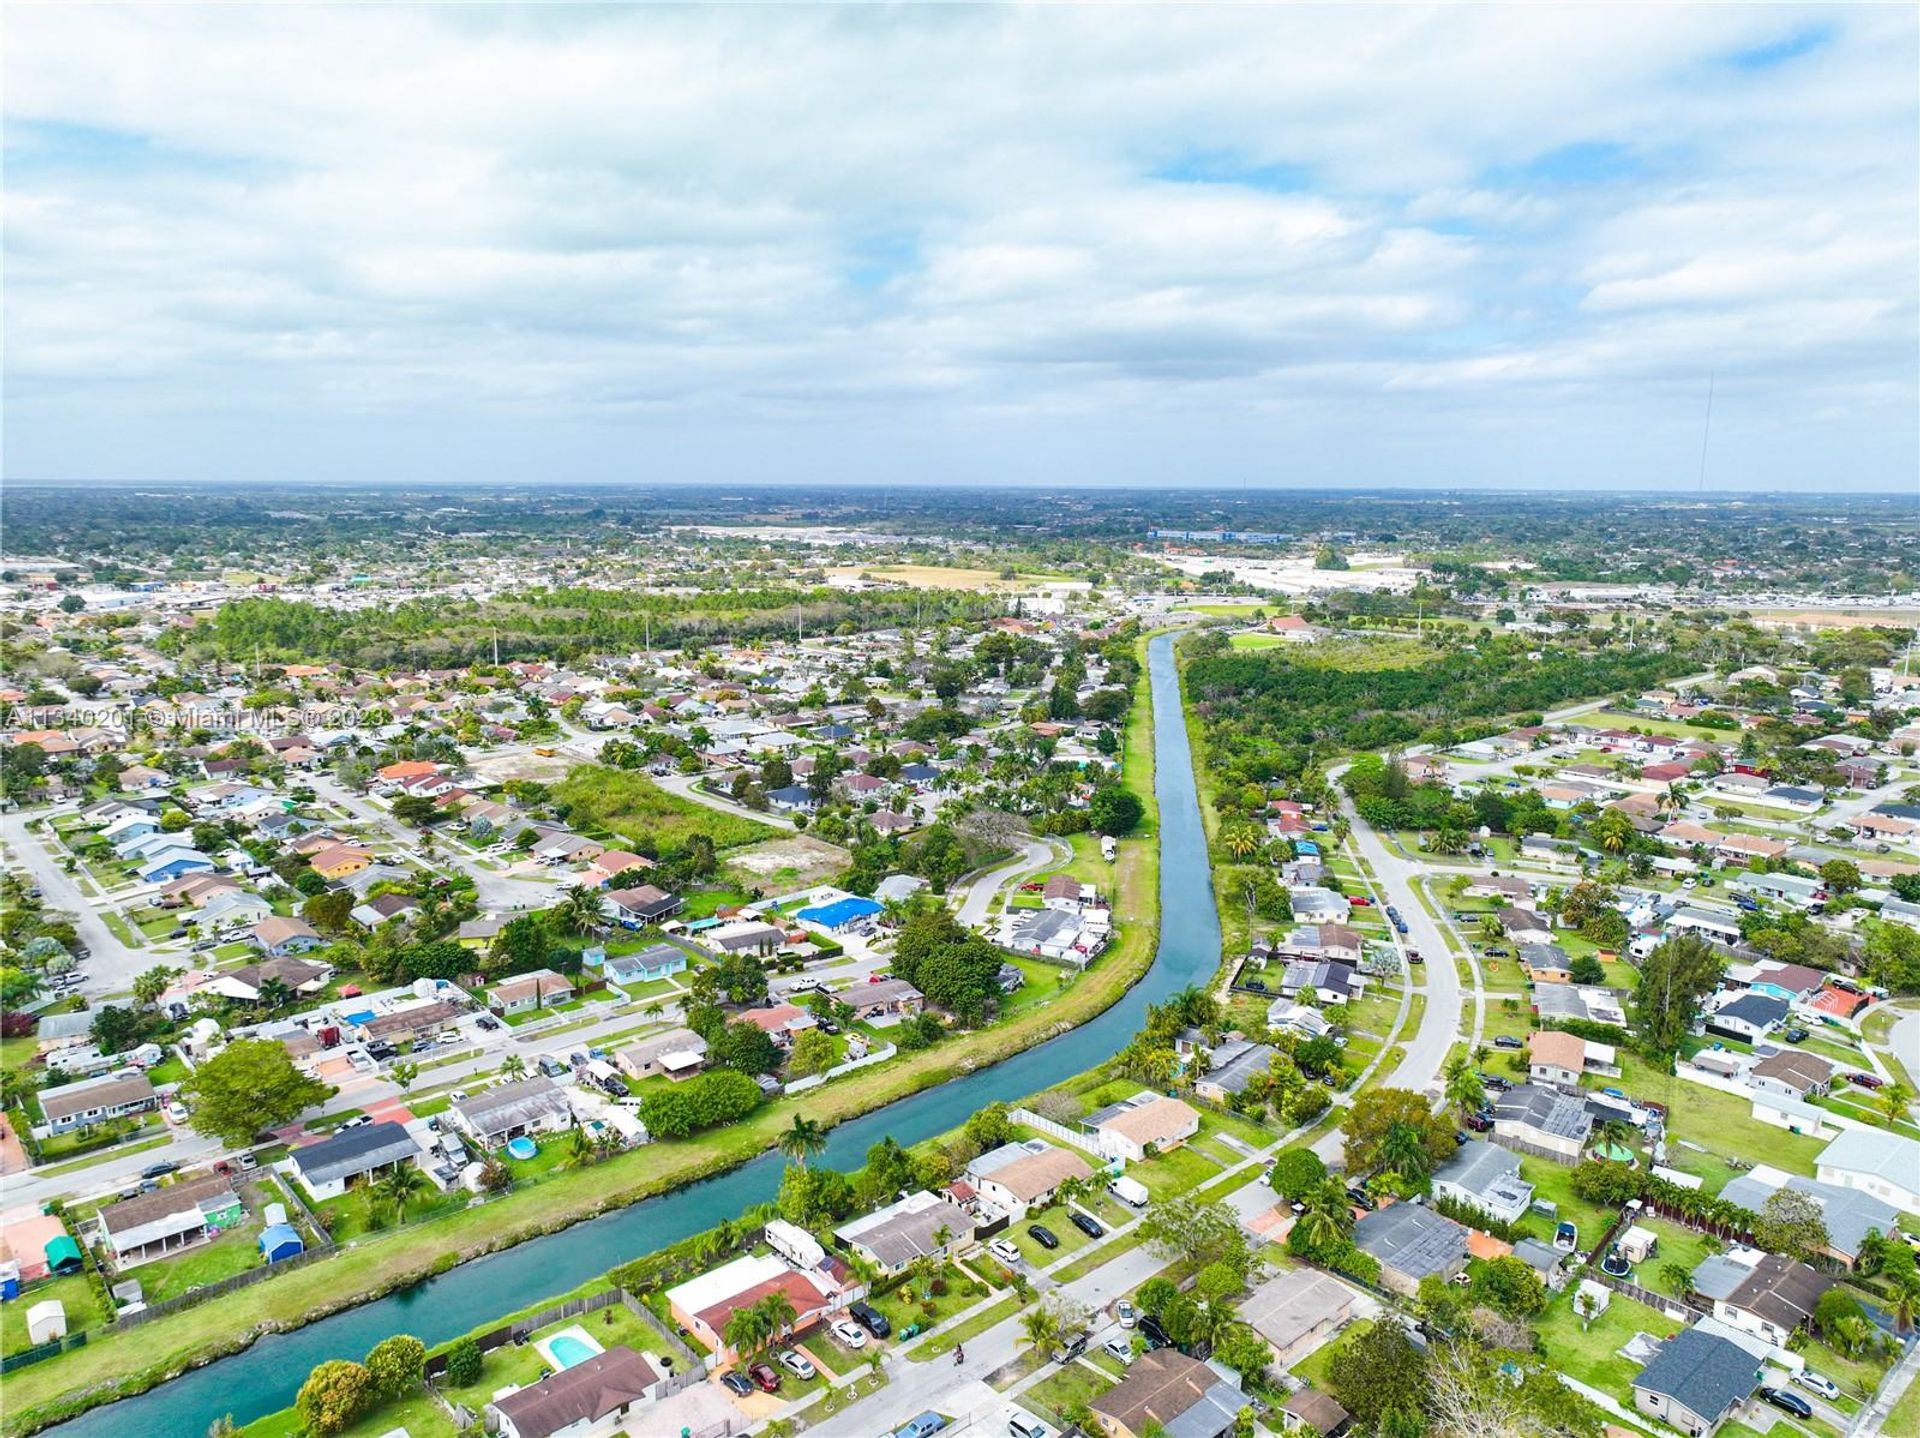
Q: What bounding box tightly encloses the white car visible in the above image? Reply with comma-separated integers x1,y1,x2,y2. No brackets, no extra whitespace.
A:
777,1349,817,1379
989,1238,1023,1265
1793,1371,1840,1401
831,1318,868,1349
165,1101,189,1122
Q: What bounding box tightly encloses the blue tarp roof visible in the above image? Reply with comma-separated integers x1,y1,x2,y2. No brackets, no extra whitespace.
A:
797,896,883,927
259,1223,304,1261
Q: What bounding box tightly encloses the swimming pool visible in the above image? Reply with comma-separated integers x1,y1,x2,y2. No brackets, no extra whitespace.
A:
534,1324,605,1372
505,1136,539,1161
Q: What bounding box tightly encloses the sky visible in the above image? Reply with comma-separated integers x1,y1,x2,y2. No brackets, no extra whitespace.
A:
5,4,1917,492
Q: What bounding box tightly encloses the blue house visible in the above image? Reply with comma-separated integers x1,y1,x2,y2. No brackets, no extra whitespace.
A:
604,943,690,985
797,896,884,931
139,850,216,883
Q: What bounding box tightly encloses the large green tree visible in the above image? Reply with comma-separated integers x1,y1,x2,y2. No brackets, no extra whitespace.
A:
1630,933,1724,1057
179,1038,331,1145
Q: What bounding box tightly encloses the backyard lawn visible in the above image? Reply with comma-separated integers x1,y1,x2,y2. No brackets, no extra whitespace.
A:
1021,1362,1115,1429
1535,1289,1680,1405
0,1275,106,1354
1134,1144,1223,1199
132,1223,269,1303
870,1263,993,1338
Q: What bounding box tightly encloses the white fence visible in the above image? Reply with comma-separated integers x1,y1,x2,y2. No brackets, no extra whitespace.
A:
1009,1107,1105,1157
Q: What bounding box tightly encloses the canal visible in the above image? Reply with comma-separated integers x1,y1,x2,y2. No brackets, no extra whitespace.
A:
70,631,1219,1438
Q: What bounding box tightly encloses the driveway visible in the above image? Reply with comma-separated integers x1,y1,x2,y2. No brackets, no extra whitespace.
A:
652,770,796,830
954,838,1068,929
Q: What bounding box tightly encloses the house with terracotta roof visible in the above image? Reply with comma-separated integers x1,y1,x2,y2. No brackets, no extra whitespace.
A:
1528,1030,1618,1091
663,1232,856,1361
308,843,375,880
1085,1093,1200,1164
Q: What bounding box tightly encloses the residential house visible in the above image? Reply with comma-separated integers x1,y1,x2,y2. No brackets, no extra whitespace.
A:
583,850,654,888
1280,1391,1352,1438
1631,1327,1761,1437
1084,1094,1201,1164
1493,1084,1594,1161
308,844,375,880
1288,887,1351,923
1431,1140,1536,1226
39,1071,158,1134
602,884,683,926
249,916,325,958
448,1077,574,1147
95,1173,244,1269
966,1140,1095,1218
1466,875,1534,906
208,957,332,1004
1816,1129,1920,1215
488,1346,662,1438
1527,1030,1618,1091
600,943,688,986
1668,907,1744,945
289,1121,424,1201
1236,1269,1358,1365
663,1240,855,1361
1190,1040,1281,1104
1747,1051,1833,1102
845,979,924,1023
1705,993,1790,1044
355,998,464,1049
487,968,575,1015
1713,1254,1831,1347
833,1191,975,1277
350,892,420,930
704,920,785,956
1721,1170,1897,1270
738,1003,815,1043
1351,1203,1470,1296
1088,1348,1244,1438
613,1028,708,1082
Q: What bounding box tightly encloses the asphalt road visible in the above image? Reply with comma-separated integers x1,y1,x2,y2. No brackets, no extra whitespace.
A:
953,837,1069,929
0,808,148,997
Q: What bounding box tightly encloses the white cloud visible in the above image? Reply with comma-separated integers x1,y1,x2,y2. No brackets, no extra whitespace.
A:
2,3,1914,487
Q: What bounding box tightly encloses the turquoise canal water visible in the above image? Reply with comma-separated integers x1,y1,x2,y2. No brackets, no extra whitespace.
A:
61,632,1220,1437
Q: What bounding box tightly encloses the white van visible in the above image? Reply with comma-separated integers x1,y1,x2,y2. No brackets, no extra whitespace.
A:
1109,1175,1149,1208
1009,1412,1054,1438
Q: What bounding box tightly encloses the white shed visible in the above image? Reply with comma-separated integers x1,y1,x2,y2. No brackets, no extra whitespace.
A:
25,1299,67,1344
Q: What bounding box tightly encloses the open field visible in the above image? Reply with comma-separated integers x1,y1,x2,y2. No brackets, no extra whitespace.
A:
552,765,773,850
722,833,851,890
826,564,1071,592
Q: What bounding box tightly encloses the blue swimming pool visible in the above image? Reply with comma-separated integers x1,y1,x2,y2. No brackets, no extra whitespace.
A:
505,1136,538,1160
545,1333,599,1369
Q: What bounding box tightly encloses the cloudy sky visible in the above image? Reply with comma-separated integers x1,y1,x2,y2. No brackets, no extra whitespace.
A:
6,4,1916,491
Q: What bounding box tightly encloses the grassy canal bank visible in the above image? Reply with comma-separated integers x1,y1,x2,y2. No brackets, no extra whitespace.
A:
4,639,1167,1438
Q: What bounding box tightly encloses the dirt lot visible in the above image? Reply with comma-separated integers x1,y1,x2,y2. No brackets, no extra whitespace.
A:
826,564,1076,593
465,749,582,785
723,834,851,889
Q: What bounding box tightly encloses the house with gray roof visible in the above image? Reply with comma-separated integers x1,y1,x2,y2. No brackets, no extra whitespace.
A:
1720,1170,1896,1269
834,1190,974,1276
449,1076,573,1147
1351,1203,1468,1296
1492,1083,1593,1161
1190,1040,1279,1103
1430,1140,1535,1225
289,1120,425,1201
1631,1326,1761,1436
1817,1127,1920,1215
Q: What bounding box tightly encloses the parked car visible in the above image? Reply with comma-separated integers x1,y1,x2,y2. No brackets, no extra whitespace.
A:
1465,1112,1493,1132
1345,1186,1373,1211
990,1238,1023,1265
140,1161,178,1179
1027,1223,1060,1250
1070,1212,1104,1239
850,1301,892,1338
1793,1371,1840,1401
1762,1388,1813,1420
1102,1337,1135,1365
1848,1072,1886,1089
1493,1036,1524,1050
721,1371,753,1397
1137,1315,1172,1350
339,1115,373,1130
777,1349,817,1379
1114,1299,1137,1329
1407,950,1424,964
748,1362,781,1393
237,1151,258,1171
831,1318,868,1349
894,1413,947,1438
1783,1027,1809,1043
165,1101,189,1122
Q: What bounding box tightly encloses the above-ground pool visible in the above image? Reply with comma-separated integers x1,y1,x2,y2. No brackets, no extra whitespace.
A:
534,1324,605,1372
505,1136,539,1161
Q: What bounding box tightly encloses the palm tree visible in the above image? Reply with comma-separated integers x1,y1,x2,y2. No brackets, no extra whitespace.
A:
1379,1121,1431,1179
1660,1263,1695,1301
1442,1055,1485,1117
1295,1181,1353,1250
752,1292,799,1351
499,1053,527,1081
1877,1081,1914,1126
778,1116,827,1167
1222,824,1262,861
558,884,605,937
375,1162,429,1219
723,1305,771,1359
1020,1305,1062,1358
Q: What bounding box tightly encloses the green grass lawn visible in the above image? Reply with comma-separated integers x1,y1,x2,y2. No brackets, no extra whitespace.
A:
1609,1052,1826,1183
1009,1209,1095,1265
1021,1361,1115,1428
1629,1218,1717,1296
912,1293,1022,1359
135,1223,267,1303
315,1181,471,1242
0,1275,106,1355
871,1264,992,1339
1288,1317,1371,1388
1535,1288,1681,1404
1134,1144,1223,1199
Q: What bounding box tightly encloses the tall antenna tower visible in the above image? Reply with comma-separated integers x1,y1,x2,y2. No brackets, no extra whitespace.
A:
1696,371,1716,493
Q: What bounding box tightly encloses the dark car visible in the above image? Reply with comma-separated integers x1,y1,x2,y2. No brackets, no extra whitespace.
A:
749,1363,781,1393
1493,1036,1524,1050
721,1372,753,1397
1478,1073,1511,1091
1028,1223,1060,1250
1783,1027,1808,1043
1465,1112,1493,1132
1761,1388,1813,1420
850,1300,891,1339
140,1161,178,1180
1848,1072,1886,1090
1070,1212,1105,1239
1137,1315,1172,1350
1345,1186,1373,1211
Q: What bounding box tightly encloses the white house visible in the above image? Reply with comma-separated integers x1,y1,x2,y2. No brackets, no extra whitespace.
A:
1816,1129,1920,1215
